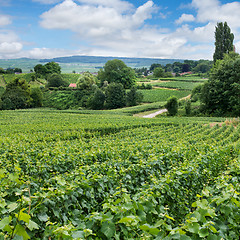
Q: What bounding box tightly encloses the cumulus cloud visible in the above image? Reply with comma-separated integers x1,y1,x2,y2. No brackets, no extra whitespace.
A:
0,30,23,58
39,0,188,58
0,42,22,54
175,14,195,25
40,0,156,36
174,23,215,43
191,0,240,30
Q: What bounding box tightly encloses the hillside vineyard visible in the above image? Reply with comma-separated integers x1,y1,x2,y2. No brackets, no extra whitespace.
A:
0,110,240,239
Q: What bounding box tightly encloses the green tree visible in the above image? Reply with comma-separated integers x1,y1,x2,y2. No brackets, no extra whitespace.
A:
1,78,32,110
165,96,178,116
105,83,126,109
193,62,211,73
34,62,61,78
77,72,96,90
46,73,68,88
213,22,234,63
45,62,61,74
126,86,143,107
153,67,164,78
88,88,105,110
200,52,240,116
150,63,162,72
98,59,136,89
30,87,43,107
34,64,47,77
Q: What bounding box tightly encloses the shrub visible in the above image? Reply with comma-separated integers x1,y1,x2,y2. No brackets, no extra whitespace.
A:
126,86,143,107
165,96,178,116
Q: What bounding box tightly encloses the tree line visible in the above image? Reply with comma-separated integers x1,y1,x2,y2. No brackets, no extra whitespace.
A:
0,60,143,110
134,59,213,78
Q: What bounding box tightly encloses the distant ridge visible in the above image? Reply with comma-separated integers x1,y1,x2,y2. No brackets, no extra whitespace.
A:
40,55,184,66
0,55,186,73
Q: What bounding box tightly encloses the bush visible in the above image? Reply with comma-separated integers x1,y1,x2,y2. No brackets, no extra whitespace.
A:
46,73,68,88
165,96,178,116
126,86,143,107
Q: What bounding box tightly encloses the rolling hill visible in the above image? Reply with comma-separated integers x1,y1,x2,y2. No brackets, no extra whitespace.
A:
0,56,184,73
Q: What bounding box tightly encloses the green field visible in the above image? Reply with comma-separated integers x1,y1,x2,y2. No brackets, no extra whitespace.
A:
151,81,201,90
0,109,239,239
140,89,191,103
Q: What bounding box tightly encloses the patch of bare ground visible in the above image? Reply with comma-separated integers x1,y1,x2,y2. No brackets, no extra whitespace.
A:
180,94,191,100
207,118,239,128
139,80,171,85
153,86,177,90
0,75,6,87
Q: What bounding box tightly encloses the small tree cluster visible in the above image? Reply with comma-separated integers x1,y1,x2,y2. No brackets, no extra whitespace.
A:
1,78,43,110
98,59,136,89
200,53,240,116
46,73,68,88
89,84,143,110
34,62,61,78
0,67,22,74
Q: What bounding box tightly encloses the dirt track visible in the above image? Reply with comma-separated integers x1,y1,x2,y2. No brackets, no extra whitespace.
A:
142,109,167,118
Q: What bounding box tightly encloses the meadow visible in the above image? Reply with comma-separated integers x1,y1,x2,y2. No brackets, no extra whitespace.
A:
0,109,239,239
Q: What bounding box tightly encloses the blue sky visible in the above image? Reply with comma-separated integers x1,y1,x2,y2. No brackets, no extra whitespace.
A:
0,0,240,60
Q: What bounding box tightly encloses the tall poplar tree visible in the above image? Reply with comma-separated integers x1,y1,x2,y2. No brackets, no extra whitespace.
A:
213,22,234,63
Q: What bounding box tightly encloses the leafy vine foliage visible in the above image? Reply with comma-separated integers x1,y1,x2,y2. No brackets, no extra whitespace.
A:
0,111,240,239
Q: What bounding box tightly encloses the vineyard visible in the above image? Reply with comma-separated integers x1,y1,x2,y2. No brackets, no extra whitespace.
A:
139,89,191,103
0,110,240,239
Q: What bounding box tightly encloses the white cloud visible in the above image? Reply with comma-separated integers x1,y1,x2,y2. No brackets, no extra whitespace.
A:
175,14,195,25
0,42,22,54
175,23,215,43
39,0,189,58
40,0,155,36
0,30,19,43
0,30,23,58
132,1,154,26
0,15,11,26
191,0,240,30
